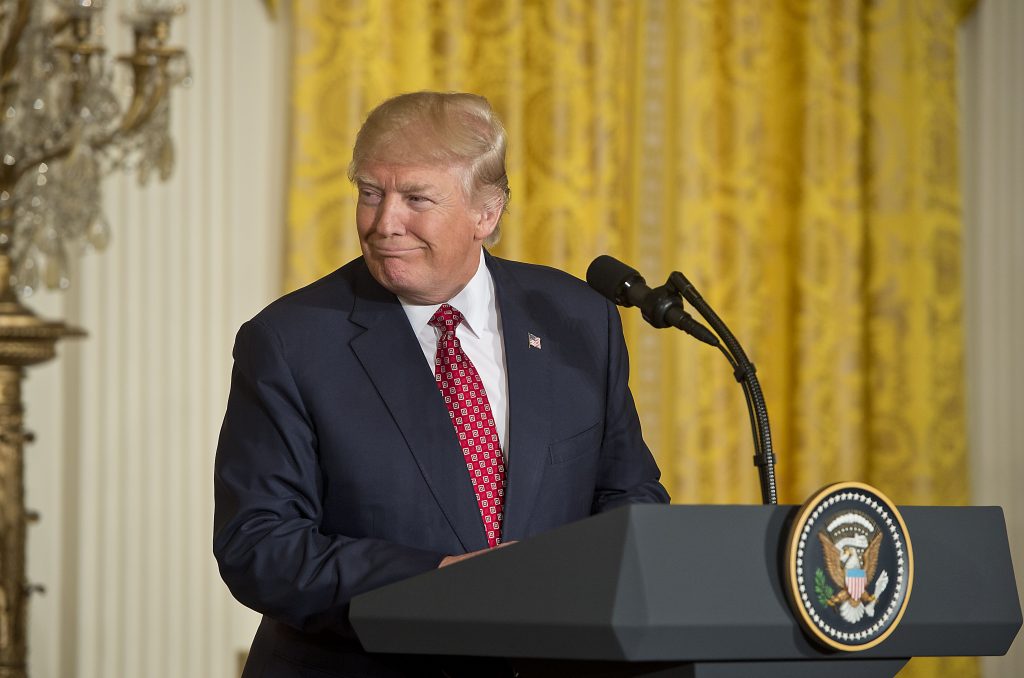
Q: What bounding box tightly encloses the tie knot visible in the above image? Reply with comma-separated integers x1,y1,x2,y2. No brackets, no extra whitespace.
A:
429,303,464,331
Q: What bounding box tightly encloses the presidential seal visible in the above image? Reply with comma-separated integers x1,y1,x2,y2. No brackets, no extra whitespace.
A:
785,482,914,651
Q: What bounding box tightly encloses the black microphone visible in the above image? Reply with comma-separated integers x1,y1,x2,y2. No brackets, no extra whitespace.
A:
586,254,648,307
586,255,719,347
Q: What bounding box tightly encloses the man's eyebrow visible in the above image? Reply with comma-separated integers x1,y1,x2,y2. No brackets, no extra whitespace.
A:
353,175,380,187
395,182,436,194
353,177,436,194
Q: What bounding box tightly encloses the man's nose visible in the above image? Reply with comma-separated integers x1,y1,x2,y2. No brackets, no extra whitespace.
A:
373,197,405,236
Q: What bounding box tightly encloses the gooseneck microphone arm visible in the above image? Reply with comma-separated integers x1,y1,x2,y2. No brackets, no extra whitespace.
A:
586,255,778,505
667,271,777,505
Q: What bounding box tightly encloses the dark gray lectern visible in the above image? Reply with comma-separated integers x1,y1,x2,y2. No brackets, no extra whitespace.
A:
350,505,1021,677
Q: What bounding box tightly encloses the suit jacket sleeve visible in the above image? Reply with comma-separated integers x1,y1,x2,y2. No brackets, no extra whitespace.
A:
591,298,671,513
213,319,445,634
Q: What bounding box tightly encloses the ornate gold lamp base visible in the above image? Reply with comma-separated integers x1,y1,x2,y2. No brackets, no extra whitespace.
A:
0,260,83,678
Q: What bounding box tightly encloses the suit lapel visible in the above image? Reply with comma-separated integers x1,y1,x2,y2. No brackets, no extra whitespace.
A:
487,255,552,540
348,265,488,552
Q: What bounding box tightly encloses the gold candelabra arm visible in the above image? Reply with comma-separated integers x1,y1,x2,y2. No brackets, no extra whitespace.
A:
0,0,31,78
111,9,187,138
0,0,31,112
3,143,74,192
111,61,172,137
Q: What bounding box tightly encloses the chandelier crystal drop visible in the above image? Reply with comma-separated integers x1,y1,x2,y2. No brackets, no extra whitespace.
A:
0,0,189,297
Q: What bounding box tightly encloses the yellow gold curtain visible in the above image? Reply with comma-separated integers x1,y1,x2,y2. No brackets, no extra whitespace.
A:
285,2,973,674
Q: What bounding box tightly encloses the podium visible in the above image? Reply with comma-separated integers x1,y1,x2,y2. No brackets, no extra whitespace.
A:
349,504,1021,677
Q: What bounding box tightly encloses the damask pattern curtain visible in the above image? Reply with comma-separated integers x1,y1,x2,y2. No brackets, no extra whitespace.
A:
284,2,974,675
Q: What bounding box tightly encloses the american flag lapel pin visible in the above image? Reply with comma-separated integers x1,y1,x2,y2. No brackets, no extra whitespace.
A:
528,333,542,350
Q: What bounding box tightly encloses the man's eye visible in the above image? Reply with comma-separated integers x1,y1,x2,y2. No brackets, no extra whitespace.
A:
359,189,381,204
408,195,428,203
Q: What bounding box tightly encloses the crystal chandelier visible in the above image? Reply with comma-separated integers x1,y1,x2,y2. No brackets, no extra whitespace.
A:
0,0,189,297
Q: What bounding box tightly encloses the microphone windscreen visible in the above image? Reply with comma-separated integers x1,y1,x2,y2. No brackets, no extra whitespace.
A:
586,255,640,303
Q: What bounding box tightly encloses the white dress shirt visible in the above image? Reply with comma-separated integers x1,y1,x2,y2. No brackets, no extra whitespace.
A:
398,251,510,458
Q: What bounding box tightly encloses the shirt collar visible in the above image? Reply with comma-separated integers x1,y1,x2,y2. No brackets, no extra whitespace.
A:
398,249,493,339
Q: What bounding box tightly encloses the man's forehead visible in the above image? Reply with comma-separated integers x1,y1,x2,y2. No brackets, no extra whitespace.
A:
355,162,458,185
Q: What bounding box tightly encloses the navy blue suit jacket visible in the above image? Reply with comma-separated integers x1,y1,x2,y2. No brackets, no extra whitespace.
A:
213,253,669,677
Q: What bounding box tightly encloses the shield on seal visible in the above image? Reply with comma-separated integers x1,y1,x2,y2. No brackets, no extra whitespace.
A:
846,568,867,601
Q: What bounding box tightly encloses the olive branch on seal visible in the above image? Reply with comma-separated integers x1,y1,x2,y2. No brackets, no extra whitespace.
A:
815,568,835,607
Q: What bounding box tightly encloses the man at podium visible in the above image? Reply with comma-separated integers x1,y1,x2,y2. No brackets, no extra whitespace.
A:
213,91,670,677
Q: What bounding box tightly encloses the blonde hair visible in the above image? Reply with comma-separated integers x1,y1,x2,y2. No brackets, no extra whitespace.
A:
348,92,509,246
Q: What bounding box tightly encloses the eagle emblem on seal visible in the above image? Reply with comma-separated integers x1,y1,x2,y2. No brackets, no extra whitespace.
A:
817,511,890,624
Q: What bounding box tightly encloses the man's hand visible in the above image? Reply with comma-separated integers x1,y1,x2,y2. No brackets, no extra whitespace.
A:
438,541,516,568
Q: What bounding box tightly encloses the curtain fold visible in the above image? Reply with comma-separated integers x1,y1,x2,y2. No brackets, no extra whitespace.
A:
285,2,973,674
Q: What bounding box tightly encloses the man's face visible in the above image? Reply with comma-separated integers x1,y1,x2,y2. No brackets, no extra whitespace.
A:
355,162,498,305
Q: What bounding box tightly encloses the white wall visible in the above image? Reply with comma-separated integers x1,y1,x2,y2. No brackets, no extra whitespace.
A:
24,2,288,676
961,1,1024,676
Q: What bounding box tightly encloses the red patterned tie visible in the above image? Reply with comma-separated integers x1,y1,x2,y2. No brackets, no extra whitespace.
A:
429,303,506,547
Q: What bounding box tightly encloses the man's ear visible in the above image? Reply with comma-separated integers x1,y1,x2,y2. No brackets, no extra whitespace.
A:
473,198,502,242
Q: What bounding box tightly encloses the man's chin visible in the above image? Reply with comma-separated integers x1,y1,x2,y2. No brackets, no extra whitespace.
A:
368,259,422,299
